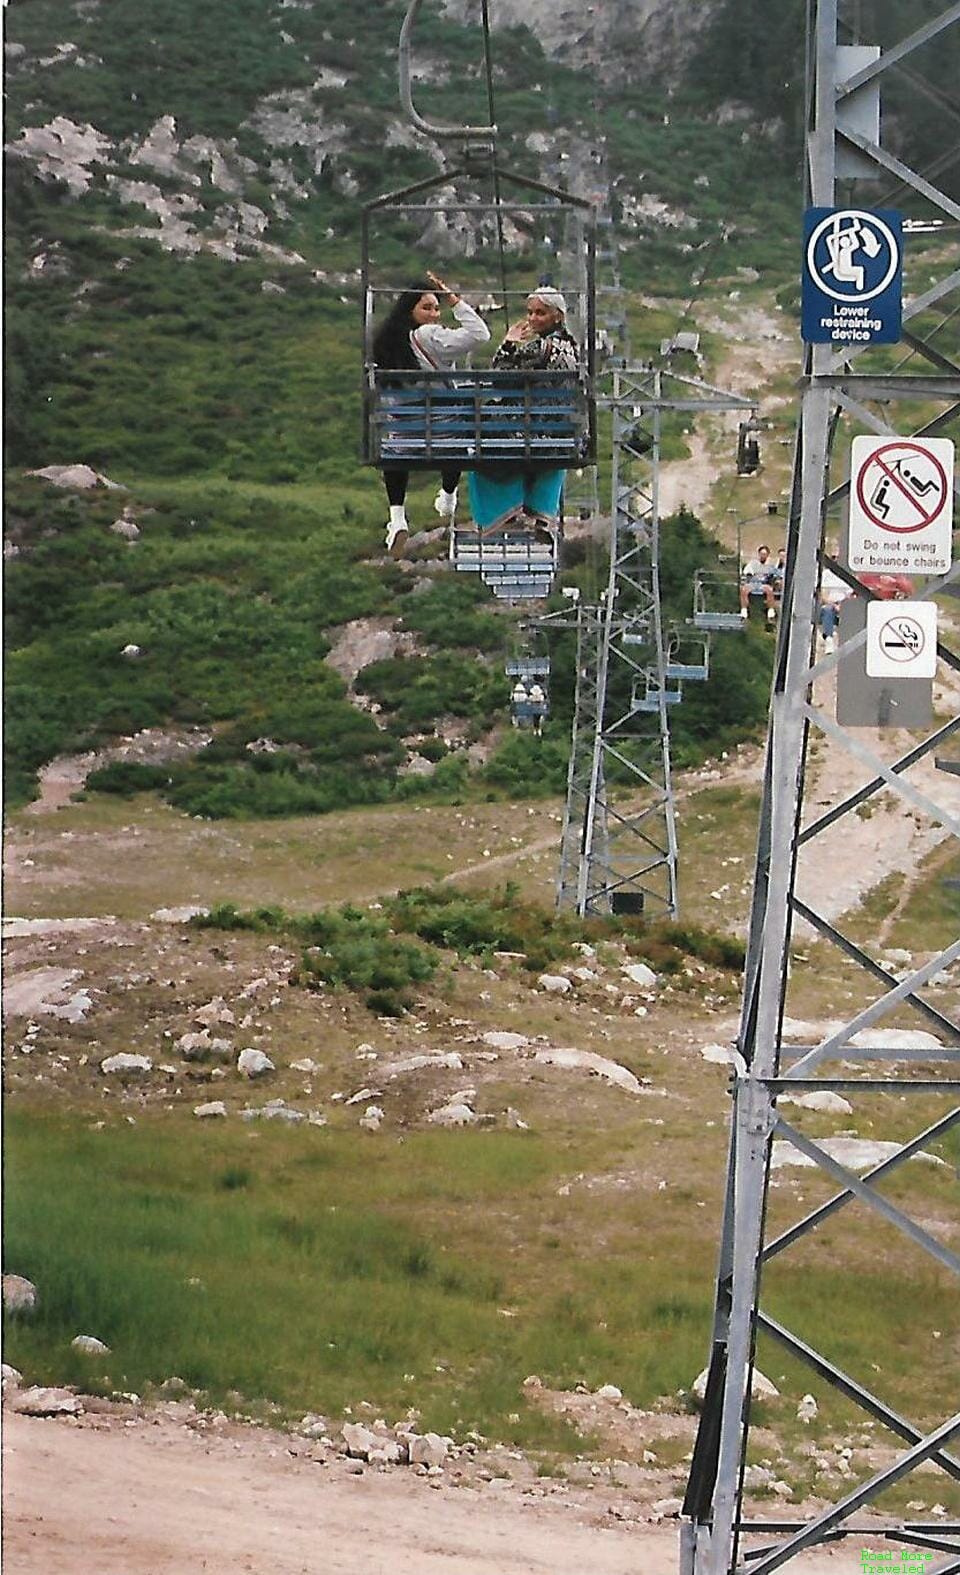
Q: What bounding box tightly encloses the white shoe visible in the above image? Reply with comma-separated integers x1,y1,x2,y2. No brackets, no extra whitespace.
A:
766,606,777,623
434,488,458,520
385,519,409,557
739,607,749,620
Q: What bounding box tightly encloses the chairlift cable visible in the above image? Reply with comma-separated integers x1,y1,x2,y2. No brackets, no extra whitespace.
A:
480,0,511,339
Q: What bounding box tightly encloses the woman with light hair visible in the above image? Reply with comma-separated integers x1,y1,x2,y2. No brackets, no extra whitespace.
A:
467,285,580,540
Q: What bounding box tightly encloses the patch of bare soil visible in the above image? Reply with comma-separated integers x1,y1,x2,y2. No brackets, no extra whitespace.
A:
2,1409,854,1575
798,668,960,927
25,728,212,816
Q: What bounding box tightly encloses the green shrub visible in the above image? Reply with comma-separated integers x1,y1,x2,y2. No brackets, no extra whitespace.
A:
85,760,173,796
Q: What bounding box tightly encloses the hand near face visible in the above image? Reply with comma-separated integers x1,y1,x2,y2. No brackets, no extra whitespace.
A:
504,318,533,343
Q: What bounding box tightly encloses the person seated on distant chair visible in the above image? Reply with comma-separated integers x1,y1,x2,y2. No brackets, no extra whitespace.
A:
510,679,529,726
739,543,778,624
467,287,580,543
771,546,787,597
528,680,547,737
372,270,490,557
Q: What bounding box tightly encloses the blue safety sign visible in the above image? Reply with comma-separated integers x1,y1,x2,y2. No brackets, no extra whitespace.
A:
802,207,902,345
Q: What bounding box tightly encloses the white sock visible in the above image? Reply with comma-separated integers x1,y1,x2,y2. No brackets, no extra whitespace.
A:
389,505,407,528
439,488,456,506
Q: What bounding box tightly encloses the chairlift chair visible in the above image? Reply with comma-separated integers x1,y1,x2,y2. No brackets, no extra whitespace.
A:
736,415,762,476
664,628,710,682
631,672,684,712
362,172,596,474
692,567,745,633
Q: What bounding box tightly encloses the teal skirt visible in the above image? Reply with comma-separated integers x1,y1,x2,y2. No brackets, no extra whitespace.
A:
467,469,564,533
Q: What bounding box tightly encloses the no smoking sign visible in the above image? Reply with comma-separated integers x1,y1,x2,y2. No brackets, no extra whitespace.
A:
848,435,953,574
866,600,938,678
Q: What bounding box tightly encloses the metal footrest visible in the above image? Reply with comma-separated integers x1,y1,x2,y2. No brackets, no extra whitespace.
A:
693,612,745,632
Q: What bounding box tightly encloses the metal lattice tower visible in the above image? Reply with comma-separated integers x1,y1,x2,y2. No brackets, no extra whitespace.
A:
557,360,755,919
682,4,960,1572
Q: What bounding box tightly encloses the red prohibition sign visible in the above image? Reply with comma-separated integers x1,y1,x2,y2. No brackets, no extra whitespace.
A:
855,441,948,534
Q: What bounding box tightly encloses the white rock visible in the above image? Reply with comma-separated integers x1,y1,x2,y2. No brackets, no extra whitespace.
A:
150,905,209,922
359,1105,384,1132
480,1032,529,1052
195,997,235,1027
346,1086,379,1106
237,1048,274,1078
120,643,141,659
408,1431,451,1468
779,1091,852,1115
71,1335,110,1355
849,1028,942,1053
2,1364,23,1393
595,1384,622,1401
534,1048,644,1096
111,518,140,540
176,1030,213,1059
428,1101,477,1127
771,1138,948,1172
342,1422,380,1460
290,1058,322,1074
380,1052,463,1077
700,1042,737,1066
12,1386,83,1417
193,1101,227,1119
567,966,599,984
797,1394,818,1423
505,1108,529,1130
537,973,572,994
3,1275,38,1315
27,462,123,490
693,1367,778,1402
743,1464,774,1489
651,1496,683,1520
100,1053,152,1076
622,962,658,988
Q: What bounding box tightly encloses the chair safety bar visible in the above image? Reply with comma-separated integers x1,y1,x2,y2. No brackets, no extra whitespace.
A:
367,368,593,468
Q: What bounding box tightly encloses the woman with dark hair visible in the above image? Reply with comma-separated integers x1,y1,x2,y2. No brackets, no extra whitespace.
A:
466,286,580,540
372,270,489,556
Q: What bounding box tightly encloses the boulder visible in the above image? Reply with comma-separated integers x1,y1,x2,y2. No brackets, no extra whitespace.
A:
693,1367,778,1402
111,518,140,540
12,1386,83,1417
120,644,141,659
342,1422,380,1460
428,1101,477,1127
237,1048,274,1078
481,1032,528,1052
408,1431,452,1468
537,974,572,994
2,1364,23,1393
651,1497,683,1520
100,1053,152,1076
193,1100,227,1119
622,961,658,988
359,1105,384,1132
380,1052,463,1077
28,464,123,491
195,997,236,1028
534,1048,645,1096
595,1383,622,1401
779,1091,852,1115
71,1335,110,1355
3,1275,38,1315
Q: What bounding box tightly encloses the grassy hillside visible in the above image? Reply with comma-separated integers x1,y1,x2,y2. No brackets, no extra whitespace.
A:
4,0,802,812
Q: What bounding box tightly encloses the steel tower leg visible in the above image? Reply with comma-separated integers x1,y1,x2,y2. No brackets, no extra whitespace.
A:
682,4,960,1570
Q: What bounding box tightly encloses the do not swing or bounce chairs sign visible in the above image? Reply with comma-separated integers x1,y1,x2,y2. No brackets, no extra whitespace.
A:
802,208,903,345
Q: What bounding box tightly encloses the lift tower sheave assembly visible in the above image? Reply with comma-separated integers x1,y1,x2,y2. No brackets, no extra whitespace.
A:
682,5,960,1573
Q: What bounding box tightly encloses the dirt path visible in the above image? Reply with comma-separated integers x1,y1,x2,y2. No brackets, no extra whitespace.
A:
1,1412,854,1575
